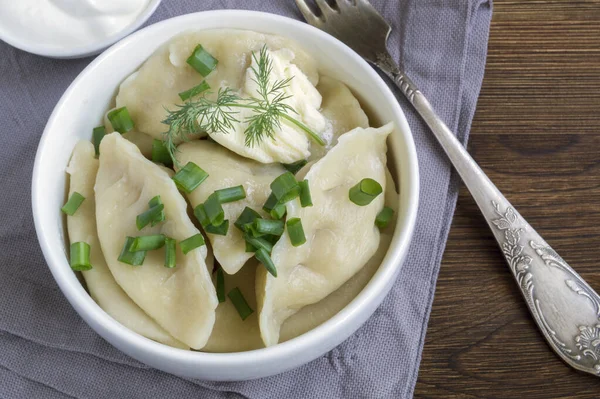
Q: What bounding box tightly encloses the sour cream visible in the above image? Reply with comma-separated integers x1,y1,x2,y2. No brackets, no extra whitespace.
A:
0,0,151,50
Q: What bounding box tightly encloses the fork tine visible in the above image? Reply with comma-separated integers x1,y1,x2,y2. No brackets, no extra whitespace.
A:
295,0,322,26
315,0,336,14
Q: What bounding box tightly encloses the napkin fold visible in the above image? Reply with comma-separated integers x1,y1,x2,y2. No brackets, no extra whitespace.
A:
0,0,492,398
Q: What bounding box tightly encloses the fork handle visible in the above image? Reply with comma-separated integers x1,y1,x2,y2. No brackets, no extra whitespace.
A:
377,54,600,376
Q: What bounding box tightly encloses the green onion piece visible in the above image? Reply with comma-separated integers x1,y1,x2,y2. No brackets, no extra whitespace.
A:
178,80,211,101
204,193,225,226
245,241,257,253
164,237,176,268
375,206,395,229
186,44,218,77
172,162,209,193
92,126,106,157
255,248,277,277
245,234,274,254
349,178,383,206
136,203,164,230
270,172,300,203
253,219,284,236
61,192,85,216
270,203,287,220
227,287,254,320
107,107,134,134
265,234,281,245
205,219,229,236
194,204,210,227
214,185,246,203
69,242,92,271
180,234,205,254
216,268,226,303
118,237,146,266
129,234,166,252
286,218,306,247
152,139,173,167
262,193,278,213
245,222,265,237
283,159,307,175
234,207,262,232
299,180,313,208
148,196,165,227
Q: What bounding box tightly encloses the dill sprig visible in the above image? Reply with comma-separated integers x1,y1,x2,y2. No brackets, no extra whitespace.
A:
162,45,325,164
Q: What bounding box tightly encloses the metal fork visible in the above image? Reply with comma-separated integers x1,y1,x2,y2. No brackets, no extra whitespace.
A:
296,0,600,377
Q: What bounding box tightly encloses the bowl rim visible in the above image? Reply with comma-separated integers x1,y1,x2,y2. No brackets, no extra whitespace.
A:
32,9,419,377
0,0,162,59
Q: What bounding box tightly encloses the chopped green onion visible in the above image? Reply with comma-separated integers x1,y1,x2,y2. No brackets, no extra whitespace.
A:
227,287,254,320
216,268,226,303
164,237,176,268
129,234,166,252
61,192,85,216
107,107,134,134
286,218,306,247
118,237,146,266
204,193,225,226
194,204,210,227
178,81,211,101
255,248,277,277
136,203,164,230
270,203,286,220
270,172,300,203
69,242,92,271
205,219,229,236
299,180,312,208
265,234,281,245
214,185,246,203
283,159,308,175
234,207,262,232
148,196,165,227
92,126,106,157
349,178,383,206
245,241,257,253
186,44,218,77
172,162,209,193
152,139,173,167
375,206,395,229
244,234,274,254
253,219,284,236
262,193,278,213
180,234,205,254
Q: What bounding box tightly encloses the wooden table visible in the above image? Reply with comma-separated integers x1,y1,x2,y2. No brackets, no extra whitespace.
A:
414,1,600,397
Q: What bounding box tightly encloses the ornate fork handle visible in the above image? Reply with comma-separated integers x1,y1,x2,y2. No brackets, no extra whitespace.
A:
377,52,600,375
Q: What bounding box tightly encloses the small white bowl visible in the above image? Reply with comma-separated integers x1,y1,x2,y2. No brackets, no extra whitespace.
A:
32,10,419,380
0,0,162,59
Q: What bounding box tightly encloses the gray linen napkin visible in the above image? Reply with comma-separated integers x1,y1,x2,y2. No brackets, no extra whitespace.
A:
0,0,492,398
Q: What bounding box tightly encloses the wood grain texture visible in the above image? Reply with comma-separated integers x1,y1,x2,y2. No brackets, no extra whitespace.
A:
414,1,600,398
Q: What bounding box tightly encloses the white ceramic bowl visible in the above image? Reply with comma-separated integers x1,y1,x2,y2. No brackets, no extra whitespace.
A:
32,10,419,380
0,0,162,59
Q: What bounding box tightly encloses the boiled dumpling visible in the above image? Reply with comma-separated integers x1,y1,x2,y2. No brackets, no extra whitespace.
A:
115,29,319,142
66,141,187,349
175,140,286,274
207,48,326,164
280,171,398,341
310,76,369,161
203,262,264,352
256,123,393,346
95,133,218,349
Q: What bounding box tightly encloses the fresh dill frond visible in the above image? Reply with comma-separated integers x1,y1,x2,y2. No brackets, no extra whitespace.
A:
162,88,240,164
162,45,324,165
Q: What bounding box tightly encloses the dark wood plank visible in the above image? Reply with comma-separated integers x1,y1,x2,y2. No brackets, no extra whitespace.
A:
415,1,600,397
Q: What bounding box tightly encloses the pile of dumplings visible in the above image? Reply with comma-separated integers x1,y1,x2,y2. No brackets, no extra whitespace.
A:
65,30,399,352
